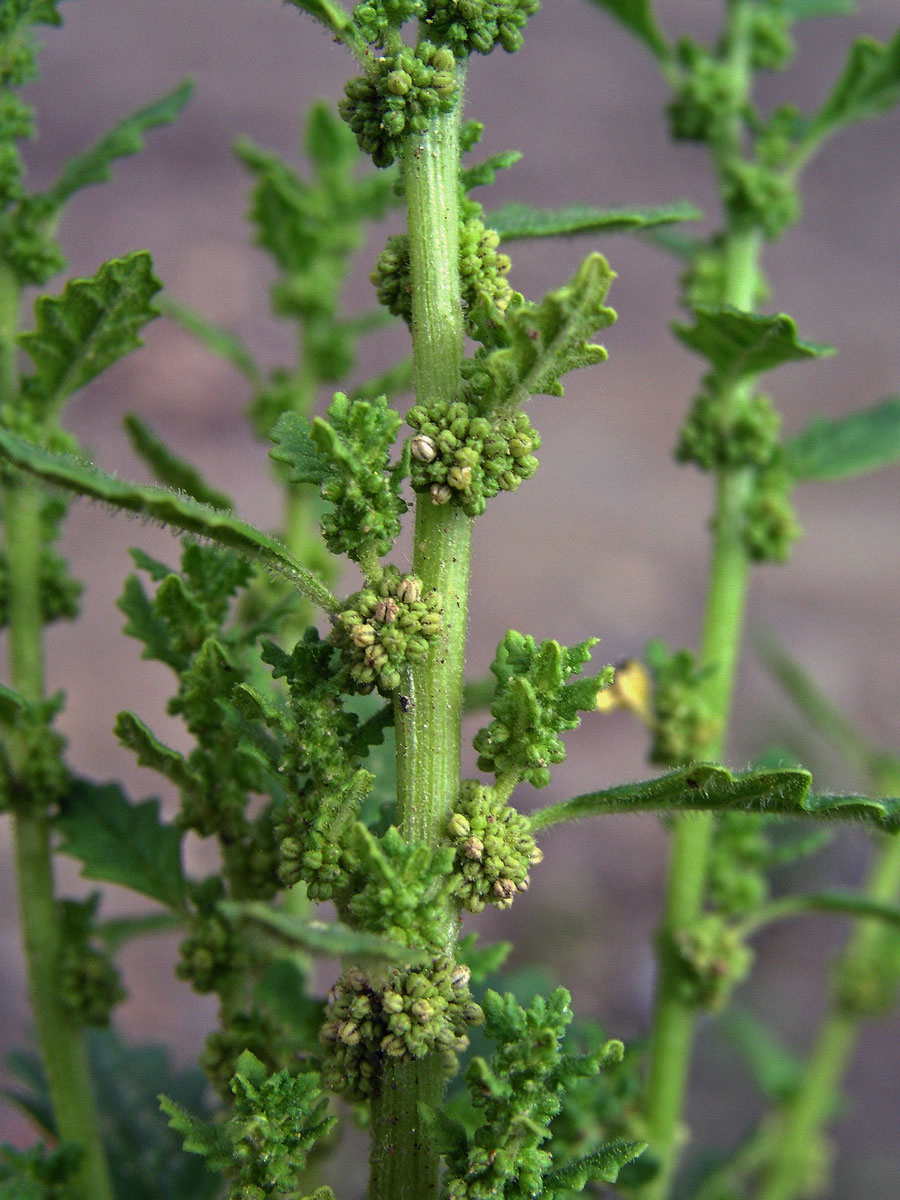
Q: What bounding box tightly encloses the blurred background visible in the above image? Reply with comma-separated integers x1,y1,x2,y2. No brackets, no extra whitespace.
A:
1,0,899,1195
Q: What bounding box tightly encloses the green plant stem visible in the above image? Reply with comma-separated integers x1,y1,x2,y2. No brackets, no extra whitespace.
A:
640,3,763,1177
3,490,114,1200
368,66,470,1200
757,829,900,1200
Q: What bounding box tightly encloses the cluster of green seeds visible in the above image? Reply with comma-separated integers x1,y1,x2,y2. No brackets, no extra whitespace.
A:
331,567,442,695
422,0,540,56
320,957,483,1100
407,399,539,516
339,42,457,168
446,780,542,912
372,210,511,327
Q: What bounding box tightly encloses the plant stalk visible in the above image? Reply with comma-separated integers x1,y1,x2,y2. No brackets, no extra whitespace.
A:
640,1,763,1175
368,66,470,1200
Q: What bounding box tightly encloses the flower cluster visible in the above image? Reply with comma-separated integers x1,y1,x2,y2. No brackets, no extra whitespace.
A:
406,399,539,516
676,392,780,471
320,957,483,1100
371,208,511,327
669,914,754,1011
446,780,541,912
423,0,539,56
339,42,457,168
331,567,442,695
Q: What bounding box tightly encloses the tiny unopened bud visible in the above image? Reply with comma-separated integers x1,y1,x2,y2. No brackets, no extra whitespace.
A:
410,998,434,1022
430,482,452,505
338,1020,360,1046
493,878,517,903
382,991,404,1014
447,464,473,490
447,812,470,839
350,622,377,648
450,963,471,989
410,433,438,463
374,597,400,623
395,576,421,604
462,836,484,860
364,643,388,669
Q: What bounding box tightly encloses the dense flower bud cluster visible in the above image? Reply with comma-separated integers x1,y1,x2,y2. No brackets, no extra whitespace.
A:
423,0,539,56
446,780,542,912
669,914,754,1011
339,42,457,168
201,1011,293,1101
646,641,720,767
676,392,780,471
667,44,740,142
320,957,483,1100
406,399,539,516
372,209,511,327
57,899,125,1027
331,567,443,695
722,159,799,238
741,465,802,562
176,908,246,995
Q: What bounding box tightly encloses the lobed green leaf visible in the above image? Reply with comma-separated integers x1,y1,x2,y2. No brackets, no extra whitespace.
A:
486,200,702,242
19,251,162,415
543,1139,648,1190
56,779,186,910
529,763,900,833
43,81,194,210
0,428,340,612
805,27,900,148
672,306,834,384
784,396,900,481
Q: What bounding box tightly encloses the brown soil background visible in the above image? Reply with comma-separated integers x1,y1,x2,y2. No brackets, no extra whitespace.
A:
2,1,899,1196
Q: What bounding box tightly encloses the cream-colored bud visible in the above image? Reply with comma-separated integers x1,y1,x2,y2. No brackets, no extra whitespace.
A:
410,433,438,463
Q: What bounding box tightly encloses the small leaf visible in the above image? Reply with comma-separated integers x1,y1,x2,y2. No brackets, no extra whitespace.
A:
123,413,233,508
417,1103,469,1159
96,912,183,953
269,411,332,485
158,296,260,382
282,0,360,47
56,778,186,910
486,200,702,242
19,252,163,413
806,27,900,146
470,253,617,410
583,0,669,59
672,306,834,384
44,81,194,209
0,429,340,613
784,397,900,481
218,901,429,964
460,150,522,192
114,711,199,793
529,763,900,833
544,1139,648,1189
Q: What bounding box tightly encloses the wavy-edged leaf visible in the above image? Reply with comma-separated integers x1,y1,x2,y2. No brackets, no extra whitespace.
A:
544,1139,648,1189
672,306,834,384
805,27,900,148
471,253,616,410
158,296,260,383
583,0,669,59
56,779,186,910
44,81,194,209
784,396,900,481
529,763,900,833
0,429,340,613
114,711,200,793
19,252,162,414
486,200,702,242
218,901,429,964
123,413,233,508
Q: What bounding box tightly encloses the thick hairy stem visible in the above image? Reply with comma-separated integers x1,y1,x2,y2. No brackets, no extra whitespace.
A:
368,67,470,1200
